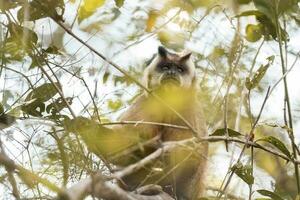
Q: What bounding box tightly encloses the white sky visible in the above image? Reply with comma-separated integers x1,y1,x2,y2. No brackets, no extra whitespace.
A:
0,0,299,198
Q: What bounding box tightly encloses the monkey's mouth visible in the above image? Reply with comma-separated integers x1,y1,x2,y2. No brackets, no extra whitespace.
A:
160,76,181,86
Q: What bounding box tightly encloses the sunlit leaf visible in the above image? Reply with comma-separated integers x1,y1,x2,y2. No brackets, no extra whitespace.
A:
257,189,284,200
158,30,185,49
246,24,263,42
146,10,159,32
64,117,142,165
257,136,291,159
232,162,254,185
208,46,226,60
78,0,106,22
210,128,242,137
18,168,38,188
189,0,213,7
108,99,123,111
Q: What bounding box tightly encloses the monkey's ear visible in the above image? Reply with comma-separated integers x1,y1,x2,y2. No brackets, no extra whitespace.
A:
158,46,168,58
180,52,192,62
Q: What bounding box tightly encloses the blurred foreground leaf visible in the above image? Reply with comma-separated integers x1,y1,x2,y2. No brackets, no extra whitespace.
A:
114,0,124,8
0,0,19,11
78,0,105,22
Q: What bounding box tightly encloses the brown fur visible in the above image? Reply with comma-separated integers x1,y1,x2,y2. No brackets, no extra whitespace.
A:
116,92,208,199
113,47,208,199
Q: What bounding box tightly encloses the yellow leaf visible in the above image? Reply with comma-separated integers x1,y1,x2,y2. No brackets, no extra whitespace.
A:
83,0,105,12
146,10,159,32
78,0,105,21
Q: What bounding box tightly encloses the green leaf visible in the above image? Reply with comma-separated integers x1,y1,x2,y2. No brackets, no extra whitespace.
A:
210,128,242,137
232,163,254,185
246,24,263,42
103,71,110,84
25,83,61,102
108,99,123,111
257,190,284,200
115,0,124,7
257,136,291,159
245,56,274,90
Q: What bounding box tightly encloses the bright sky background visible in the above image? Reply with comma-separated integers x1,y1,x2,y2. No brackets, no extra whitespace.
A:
0,0,299,198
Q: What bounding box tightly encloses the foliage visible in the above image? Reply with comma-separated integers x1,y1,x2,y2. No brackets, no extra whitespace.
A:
0,0,299,199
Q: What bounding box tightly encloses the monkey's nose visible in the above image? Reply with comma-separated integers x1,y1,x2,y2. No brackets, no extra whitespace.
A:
166,70,176,76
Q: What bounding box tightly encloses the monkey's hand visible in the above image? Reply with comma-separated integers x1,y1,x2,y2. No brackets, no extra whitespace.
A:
64,117,157,166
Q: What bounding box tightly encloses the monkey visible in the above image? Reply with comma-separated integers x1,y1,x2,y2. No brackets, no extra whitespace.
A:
66,46,208,200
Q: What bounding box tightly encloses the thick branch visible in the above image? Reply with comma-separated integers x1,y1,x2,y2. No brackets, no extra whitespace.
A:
61,173,174,200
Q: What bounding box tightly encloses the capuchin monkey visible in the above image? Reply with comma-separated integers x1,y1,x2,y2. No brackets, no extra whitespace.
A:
67,46,208,200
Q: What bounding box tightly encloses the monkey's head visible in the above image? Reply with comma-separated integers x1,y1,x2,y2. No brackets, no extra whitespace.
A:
143,46,197,91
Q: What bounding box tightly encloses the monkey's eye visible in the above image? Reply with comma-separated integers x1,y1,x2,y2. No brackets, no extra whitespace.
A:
162,66,169,71
177,67,184,73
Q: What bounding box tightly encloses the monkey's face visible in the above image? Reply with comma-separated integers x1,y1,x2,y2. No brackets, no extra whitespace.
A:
144,46,196,91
